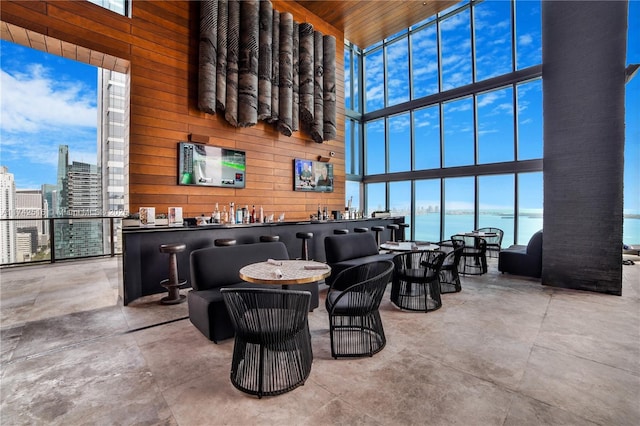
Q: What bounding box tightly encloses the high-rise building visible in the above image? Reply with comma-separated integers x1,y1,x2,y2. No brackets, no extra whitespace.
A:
97,69,128,253
55,147,103,258
15,188,45,259
0,166,16,264
15,189,44,232
56,145,69,217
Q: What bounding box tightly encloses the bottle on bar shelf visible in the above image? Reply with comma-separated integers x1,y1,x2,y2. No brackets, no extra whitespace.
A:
317,204,322,220
222,205,228,224
251,205,256,223
258,205,264,223
229,202,235,224
213,203,220,224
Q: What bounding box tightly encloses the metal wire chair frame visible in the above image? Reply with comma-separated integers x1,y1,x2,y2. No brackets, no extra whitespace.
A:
437,239,465,293
475,227,504,259
452,235,488,275
221,288,313,398
390,250,446,312
325,260,394,359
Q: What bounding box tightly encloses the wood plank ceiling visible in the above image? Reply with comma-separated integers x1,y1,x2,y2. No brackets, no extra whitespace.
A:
1,1,459,71
1,21,130,73
296,0,460,48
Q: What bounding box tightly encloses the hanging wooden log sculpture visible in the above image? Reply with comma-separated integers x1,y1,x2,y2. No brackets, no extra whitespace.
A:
215,0,228,112
257,0,273,121
310,31,324,143
270,10,280,123
298,23,314,125
278,12,294,136
323,35,337,141
238,0,260,127
198,0,218,115
292,22,299,132
197,2,337,141
224,0,240,127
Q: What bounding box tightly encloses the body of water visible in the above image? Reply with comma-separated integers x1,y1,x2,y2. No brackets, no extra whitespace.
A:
409,213,639,247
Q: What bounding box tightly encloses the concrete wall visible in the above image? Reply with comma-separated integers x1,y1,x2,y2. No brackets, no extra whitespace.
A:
542,1,627,295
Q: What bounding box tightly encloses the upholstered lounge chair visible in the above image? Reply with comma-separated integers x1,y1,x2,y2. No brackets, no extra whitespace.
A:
188,242,319,343
498,230,543,278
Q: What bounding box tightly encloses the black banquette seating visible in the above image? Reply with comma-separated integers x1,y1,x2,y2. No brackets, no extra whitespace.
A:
324,232,395,289
188,241,319,343
498,230,543,278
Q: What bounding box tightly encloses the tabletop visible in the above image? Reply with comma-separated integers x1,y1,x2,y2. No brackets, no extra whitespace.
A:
380,241,440,252
239,260,332,285
456,232,497,238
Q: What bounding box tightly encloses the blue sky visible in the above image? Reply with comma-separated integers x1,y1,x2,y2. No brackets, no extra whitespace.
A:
354,0,639,217
0,0,638,218
1,41,98,188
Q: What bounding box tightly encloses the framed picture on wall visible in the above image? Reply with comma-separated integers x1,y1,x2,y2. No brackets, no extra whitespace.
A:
293,159,334,192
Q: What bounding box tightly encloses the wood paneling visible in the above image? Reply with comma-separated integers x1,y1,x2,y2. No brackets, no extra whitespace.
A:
297,0,458,48
1,0,346,220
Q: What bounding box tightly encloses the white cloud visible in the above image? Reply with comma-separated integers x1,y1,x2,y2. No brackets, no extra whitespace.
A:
519,34,533,46
1,65,97,134
478,92,502,107
389,115,410,132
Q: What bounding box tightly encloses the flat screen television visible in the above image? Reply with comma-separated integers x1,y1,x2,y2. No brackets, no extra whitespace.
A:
178,142,246,188
293,158,334,192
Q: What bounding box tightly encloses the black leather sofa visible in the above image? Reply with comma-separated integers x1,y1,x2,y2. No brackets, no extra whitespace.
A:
324,232,395,288
188,241,319,343
498,230,543,278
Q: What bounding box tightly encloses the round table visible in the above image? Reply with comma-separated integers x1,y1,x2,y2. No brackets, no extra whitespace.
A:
456,232,497,238
239,260,331,289
380,241,440,252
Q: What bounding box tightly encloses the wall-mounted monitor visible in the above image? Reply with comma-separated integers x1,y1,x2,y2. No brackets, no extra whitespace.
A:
178,142,246,188
293,158,333,192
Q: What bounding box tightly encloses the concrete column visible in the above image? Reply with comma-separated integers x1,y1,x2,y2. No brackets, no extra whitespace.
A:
542,1,627,295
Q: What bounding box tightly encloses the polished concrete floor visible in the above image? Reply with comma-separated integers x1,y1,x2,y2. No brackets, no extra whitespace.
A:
1,254,639,425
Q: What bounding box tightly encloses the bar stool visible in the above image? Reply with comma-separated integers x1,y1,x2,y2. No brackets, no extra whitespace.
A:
399,223,410,241
296,232,313,260
371,226,385,246
259,235,280,242
333,229,349,235
215,238,236,246
158,243,187,305
354,227,368,233
387,224,400,242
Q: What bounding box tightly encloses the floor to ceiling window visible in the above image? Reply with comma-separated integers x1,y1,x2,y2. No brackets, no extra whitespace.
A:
345,0,544,246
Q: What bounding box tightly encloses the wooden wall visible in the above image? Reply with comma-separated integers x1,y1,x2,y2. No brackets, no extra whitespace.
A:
1,0,345,221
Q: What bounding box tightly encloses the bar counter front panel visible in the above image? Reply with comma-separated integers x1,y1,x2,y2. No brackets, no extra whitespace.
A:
120,217,404,305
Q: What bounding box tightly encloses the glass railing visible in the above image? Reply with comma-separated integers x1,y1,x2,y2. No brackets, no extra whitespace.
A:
0,216,123,267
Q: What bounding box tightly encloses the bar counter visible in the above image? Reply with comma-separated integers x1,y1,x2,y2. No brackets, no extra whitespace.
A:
120,217,404,305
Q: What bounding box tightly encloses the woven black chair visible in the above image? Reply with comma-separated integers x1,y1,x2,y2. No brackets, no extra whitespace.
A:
325,260,394,359
475,227,504,258
436,240,464,294
221,288,313,398
391,250,446,312
451,235,488,275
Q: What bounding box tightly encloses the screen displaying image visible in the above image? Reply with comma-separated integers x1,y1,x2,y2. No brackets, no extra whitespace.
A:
293,159,333,192
178,142,246,188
